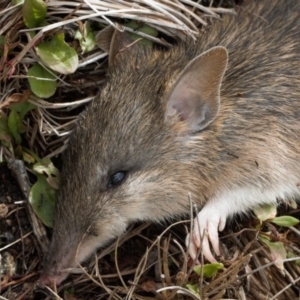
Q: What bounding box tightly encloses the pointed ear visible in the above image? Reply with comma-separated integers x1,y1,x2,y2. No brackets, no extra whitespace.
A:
166,46,228,133
96,27,139,67
109,30,139,67
96,26,115,53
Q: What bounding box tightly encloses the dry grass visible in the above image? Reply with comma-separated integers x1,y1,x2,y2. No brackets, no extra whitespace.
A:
1,0,300,299
1,190,300,299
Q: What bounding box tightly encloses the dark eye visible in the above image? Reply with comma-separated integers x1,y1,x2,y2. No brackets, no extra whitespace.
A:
108,171,126,187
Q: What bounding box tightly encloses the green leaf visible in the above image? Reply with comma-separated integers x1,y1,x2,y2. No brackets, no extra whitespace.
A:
22,150,36,164
33,157,60,189
193,263,224,278
36,33,78,74
7,109,25,145
23,0,47,29
271,216,299,227
29,157,60,227
126,20,158,47
253,204,277,222
6,101,35,145
29,174,56,227
10,101,36,120
22,147,41,163
259,235,287,270
75,21,96,54
185,283,199,296
27,63,57,98
287,251,300,266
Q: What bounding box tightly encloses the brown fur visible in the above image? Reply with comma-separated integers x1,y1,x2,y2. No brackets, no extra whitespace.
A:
40,0,300,285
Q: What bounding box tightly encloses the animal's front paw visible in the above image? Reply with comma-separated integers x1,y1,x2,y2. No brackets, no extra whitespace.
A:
186,206,226,263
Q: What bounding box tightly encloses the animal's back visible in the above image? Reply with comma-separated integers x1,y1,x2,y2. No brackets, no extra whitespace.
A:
143,0,300,190
198,0,300,113
220,1,300,191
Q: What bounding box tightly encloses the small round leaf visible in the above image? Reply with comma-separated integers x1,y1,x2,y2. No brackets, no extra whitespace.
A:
75,21,96,54
193,262,224,278
29,174,56,227
27,63,56,98
23,0,47,29
36,33,78,74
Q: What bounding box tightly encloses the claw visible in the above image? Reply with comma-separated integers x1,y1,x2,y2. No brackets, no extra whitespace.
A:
218,216,226,231
186,204,226,263
185,233,199,263
207,219,220,257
